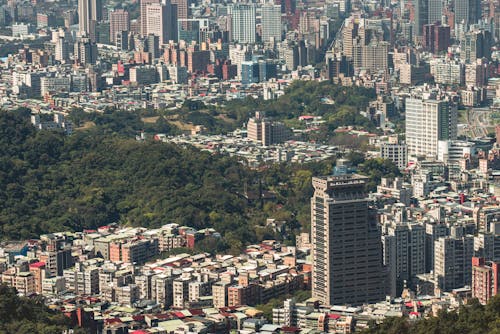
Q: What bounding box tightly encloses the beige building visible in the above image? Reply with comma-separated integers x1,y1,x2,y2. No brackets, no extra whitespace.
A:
247,111,291,146
15,272,36,295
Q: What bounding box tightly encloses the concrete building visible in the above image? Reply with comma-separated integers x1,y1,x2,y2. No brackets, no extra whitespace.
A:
141,0,159,36
381,143,408,170
261,4,282,43
74,37,98,66
405,97,457,159
78,0,102,40
109,9,130,44
247,111,291,146
230,4,256,44
472,257,499,305
434,230,474,291
383,222,426,297
145,1,178,43
130,66,159,85
311,174,385,306
430,58,464,85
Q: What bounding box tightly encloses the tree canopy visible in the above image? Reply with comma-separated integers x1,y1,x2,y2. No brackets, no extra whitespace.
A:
0,284,76,334
363,296,500,334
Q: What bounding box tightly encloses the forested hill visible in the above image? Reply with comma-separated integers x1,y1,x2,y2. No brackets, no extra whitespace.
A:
0,109,259,242
0,106,397,251
0,284,78,333
362,296,500,334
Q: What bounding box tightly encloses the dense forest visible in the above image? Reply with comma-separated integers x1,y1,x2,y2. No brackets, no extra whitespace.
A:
0,284,80,334
0,109,334,251
363,296,500,334
1,91,397,251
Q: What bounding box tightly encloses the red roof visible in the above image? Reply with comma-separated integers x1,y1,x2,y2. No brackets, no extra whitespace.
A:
173,311,186,318
105,318,122,325
188,309,204,316
132,315,145,322
29,261,46,269
131,331,149,334
328,313,341,320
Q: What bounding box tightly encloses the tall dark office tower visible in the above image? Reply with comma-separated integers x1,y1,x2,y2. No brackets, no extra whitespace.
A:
78,0,102,39
171,0,188,29
455,0,481,30
414,0,428,36
311,175,385,306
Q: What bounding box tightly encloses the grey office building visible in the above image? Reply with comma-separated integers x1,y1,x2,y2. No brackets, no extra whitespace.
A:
311,174,385,306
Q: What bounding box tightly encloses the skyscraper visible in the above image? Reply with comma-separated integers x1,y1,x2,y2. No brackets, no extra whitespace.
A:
311,174,385,306
455,0,481,30
230,4,256,44
405,97,457,158
382,222,425,297
74,37,98,65
145,1,178,43
141,0,160,36
428,0,443,24
414,0,428,36
171,0,188,29
109,9,130,44
78,0,102,39
261,4,282,43
434,229,474,292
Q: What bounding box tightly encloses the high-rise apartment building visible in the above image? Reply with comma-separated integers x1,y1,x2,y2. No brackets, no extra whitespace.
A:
74,37,98,65
141,0,159,36
382,223,425,297
247,111,291,146
78,0,102,39
109,9,130,44
261,4,282,43
361,41,389,73
405,97,457,159
472,257,499,305
230,4,256,44
383,223,425,297
311,174,385,306
434,230,474,291
145,1,178,43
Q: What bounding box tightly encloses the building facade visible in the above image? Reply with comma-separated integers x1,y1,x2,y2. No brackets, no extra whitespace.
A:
311,174,385,306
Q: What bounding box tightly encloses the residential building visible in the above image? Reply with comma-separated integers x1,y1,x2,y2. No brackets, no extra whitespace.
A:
434,229,474,291
261,4,282,43
311,174,385,306
109,9,130,44
247,111,291,146
472,257,499,305
230,4,256,44
405,97,457,159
